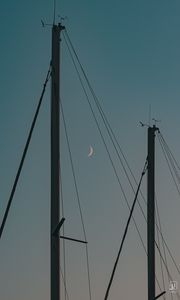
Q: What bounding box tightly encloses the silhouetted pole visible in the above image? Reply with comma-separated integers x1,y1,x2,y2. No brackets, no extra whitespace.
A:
147,125,158,300
51,23,64,300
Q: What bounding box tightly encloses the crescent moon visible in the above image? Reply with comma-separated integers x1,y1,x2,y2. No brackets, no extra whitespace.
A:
88,146,94,157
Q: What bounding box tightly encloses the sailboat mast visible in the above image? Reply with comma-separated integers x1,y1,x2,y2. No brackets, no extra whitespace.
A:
51,23,64,300
147,125,158,300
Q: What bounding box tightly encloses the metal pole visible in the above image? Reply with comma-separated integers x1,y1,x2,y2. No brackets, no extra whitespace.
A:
147,125,158,300
51,23,64,300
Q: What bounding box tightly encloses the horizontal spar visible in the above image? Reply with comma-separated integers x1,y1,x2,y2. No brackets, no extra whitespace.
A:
60,235,87,244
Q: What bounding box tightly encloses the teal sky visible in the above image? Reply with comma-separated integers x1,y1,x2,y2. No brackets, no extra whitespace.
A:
1,1,180,299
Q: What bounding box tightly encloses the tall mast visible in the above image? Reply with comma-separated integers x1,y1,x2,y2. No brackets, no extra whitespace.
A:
147,125,158,300
51,23,64,300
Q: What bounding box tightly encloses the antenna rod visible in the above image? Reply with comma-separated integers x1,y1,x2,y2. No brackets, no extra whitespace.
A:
147,125,158,300
51,23,64,300
53,0,56,24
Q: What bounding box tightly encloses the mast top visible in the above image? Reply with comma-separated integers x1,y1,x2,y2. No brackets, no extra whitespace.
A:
140,121,159,132
52,23,65,45
149,124,159,130
148,125,159,136
53,23,65,30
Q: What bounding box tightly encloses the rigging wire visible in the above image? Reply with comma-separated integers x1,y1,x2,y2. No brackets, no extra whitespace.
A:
155,197,166,300
62,30,179,294
104,159,148,300
160,132,180,188
156,196,173,300
60,99,92,300
60,266,70,300
155,230,180,299
0,63,51,240
157,132,180,273
158,134,180,195
60,165,67,300
156,132,180,299
160,133,180,174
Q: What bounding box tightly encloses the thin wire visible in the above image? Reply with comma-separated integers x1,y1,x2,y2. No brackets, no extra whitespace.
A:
158,133,180,195
157,133,180,273
60,100,87,240
156,196,173,300
160,133,180,186
156,133,180,299
155,241,180,300
160,135,180,185
0,63,51,240
104,160,147,300
60,100,92,300
60,266,70,300
60,95,67,300
160,133,180,172
59,164,67,300
155,197,166,300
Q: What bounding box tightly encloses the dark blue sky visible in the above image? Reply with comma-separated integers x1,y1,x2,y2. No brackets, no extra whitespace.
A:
1,1,180,299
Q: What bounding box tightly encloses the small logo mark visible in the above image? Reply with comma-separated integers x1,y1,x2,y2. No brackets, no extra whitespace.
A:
169,281,178,293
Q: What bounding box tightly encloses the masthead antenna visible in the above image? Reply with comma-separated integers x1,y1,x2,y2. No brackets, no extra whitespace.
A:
53,0,56,24
148,104,151,127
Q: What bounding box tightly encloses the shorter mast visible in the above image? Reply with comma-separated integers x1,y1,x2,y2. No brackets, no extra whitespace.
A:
147,125,158,300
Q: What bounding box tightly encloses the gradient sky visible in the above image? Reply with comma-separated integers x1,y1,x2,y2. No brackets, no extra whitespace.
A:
1,1,180,299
